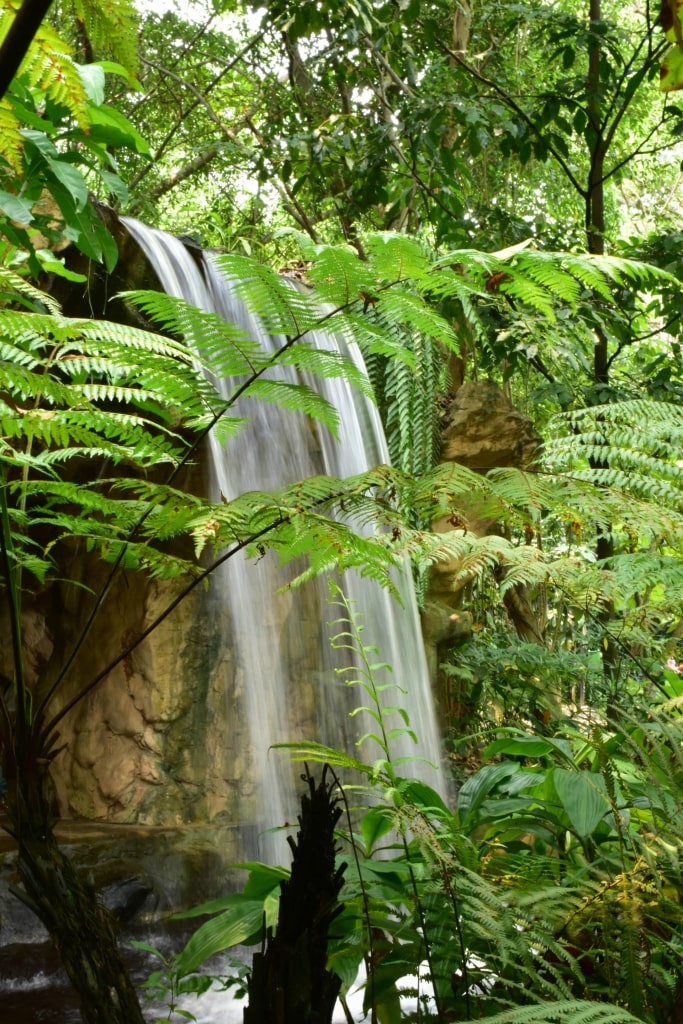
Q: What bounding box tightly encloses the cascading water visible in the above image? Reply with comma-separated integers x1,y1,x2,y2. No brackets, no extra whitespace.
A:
121,217,445,860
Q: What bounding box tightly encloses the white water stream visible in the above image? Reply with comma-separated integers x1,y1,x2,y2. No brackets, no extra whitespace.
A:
121,217,445,862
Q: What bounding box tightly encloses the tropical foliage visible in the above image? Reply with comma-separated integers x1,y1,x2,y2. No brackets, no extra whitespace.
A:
160,592,683,1022
0,0,683,1023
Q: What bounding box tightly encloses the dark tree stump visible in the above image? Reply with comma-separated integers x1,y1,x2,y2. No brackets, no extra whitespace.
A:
244,764,346,1024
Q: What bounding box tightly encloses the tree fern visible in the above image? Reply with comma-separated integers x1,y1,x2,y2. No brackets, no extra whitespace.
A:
546,400,683,505
0,280,205,585
295,234,375,307
213,252,324,338
117,225,683,663
0,97,23,170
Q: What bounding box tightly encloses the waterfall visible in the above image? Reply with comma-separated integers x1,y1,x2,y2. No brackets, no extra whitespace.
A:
121,218,445,860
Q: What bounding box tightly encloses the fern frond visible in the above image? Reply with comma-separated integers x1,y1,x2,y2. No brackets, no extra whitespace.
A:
298,237,373,307
483,1001,642,1023
511,251,613,306
273,739,371,775
0,321,211,424
0,266,62,314
121,289,265,377
242,377,339,434
0,99,23,170
375,288,459,350
211,253,322,338
348,313,417,365
277,342,376,401
0,3,90,130
546,400,683,512
365,232,432,285
70,0,139,73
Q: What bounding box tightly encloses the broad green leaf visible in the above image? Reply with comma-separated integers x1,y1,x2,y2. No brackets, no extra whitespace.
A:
364,958,403,1024
46,157,88,211
397,778,450,816
20,129,59,159
457,761,520,823
78,63,106,106
99,168,128,205
360,805,396,853
484,735,555,759
34,250,87,282
661,45,683,90
96,60,143,90
327,942,365,996
86,105,150,154
129,939,165,959
174,898,265,976
552,768,612,837
0,188,33,225
240,862,289,899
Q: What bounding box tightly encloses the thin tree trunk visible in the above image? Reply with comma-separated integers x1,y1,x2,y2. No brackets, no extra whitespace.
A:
586,0,618,684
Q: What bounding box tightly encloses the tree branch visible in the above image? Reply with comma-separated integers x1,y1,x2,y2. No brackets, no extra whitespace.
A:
127,144,222,215
128,26,267,193
242,114,321,242
441,44,588,200
0,0,53,101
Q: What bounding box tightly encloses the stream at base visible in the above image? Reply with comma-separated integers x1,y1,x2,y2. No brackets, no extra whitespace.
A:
0,918,245,1023
0,929,433,1023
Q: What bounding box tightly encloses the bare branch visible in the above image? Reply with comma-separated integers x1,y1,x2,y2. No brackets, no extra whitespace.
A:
127,144,222,215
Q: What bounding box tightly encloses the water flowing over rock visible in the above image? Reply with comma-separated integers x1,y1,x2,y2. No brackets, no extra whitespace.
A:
43,216,445,861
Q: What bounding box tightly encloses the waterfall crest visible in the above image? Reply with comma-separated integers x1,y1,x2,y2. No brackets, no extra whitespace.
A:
122,217,445,859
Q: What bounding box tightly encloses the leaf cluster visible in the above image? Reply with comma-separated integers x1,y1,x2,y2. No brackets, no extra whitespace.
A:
0,0,146,273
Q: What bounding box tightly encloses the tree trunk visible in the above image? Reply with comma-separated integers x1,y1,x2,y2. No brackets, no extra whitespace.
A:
586,0,618,684
0,0,54,101
4,748,145,1024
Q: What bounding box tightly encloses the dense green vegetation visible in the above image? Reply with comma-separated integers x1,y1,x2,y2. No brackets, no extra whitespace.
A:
1,0,683,1021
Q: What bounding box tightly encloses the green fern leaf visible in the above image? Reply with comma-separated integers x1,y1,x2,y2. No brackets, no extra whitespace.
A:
483,999,642,1022
70,0,140,74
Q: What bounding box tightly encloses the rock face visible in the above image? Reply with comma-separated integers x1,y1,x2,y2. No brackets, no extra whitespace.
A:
426,380,542,719
0,820,239,944
0,536,247,826
420,600,473,694
51,575,237,825
433,378,541,557
441,380,541,471
430,380,541,598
